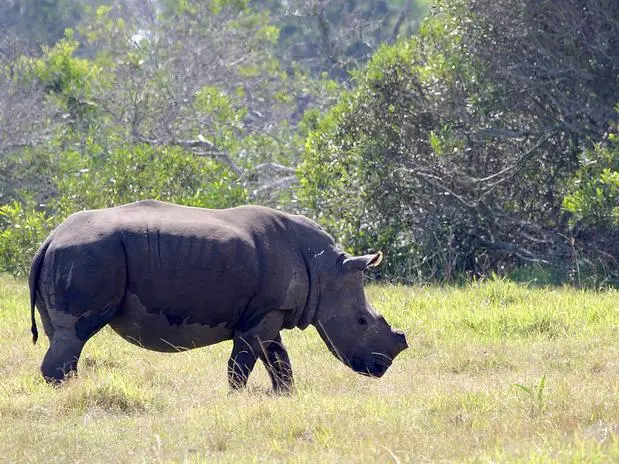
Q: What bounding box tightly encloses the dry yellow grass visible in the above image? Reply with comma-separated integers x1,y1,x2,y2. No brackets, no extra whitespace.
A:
0,275,617,462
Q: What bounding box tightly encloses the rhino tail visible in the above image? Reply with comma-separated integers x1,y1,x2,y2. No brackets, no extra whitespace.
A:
29,233,53,345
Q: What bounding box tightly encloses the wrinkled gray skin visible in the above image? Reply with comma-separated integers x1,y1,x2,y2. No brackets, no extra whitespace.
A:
29,200,408,393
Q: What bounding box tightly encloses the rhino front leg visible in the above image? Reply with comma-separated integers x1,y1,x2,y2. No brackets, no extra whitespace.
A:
259,334,293,394
227,311,291,393
228,338,258,390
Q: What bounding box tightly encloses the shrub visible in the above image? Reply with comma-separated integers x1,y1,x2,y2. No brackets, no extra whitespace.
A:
0,201,54,277
0,144,247,277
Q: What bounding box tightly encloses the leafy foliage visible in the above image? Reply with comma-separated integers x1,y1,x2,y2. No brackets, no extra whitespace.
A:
0,201,54,276
264,0,430,81
0,0,85,46
0,143,246,276
54,144,247,214
0,0,305,276
299,0,619,285
0,0,616,285
563,126,619,231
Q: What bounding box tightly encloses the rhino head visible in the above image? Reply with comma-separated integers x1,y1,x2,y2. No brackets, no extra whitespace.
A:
312,251,408,377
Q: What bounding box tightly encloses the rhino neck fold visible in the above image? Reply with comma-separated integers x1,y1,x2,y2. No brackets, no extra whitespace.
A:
282,215,335,331
283,245,325,331
297,268,320,330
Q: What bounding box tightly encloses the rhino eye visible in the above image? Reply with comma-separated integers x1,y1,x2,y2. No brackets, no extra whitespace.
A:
358,317,368,326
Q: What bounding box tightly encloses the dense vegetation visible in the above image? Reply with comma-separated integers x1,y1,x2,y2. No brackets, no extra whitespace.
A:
300,0,619,285
1,0,617,285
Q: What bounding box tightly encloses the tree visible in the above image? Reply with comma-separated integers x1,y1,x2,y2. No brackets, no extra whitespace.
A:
0,0,339,204
77,1,342,203
2,0,303,274
0,0,86,46
300,0,619,284
262,0,430,81
562,123,618,265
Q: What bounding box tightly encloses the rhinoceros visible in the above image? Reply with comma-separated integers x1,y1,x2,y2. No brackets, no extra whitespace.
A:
29,200,407,392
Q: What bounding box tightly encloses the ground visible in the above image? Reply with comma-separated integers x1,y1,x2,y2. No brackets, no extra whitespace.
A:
0,275,617,462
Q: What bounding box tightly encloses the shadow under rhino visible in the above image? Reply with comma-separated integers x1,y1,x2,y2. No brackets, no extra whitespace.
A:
29,200,408,393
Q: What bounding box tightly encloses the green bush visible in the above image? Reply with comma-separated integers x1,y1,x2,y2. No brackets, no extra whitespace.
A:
299,0,619,285
53,143,247,214
0,201,54,277
0,144,247,277
563,126,619,231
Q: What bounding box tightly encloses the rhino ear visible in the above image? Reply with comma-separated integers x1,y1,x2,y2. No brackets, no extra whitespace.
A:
342,251,383,273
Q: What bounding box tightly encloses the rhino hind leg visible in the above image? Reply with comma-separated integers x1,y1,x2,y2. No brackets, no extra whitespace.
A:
227,311,293,393
39,302,122,384
41,329,86,384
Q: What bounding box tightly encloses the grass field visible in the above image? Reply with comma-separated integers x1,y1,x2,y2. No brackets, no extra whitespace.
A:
0,274,617,463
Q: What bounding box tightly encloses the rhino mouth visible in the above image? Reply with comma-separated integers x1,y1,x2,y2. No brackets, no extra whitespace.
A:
350,354,392,378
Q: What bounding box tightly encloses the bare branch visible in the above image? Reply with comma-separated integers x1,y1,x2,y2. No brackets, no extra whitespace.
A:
316,1,340,66
389,0,413,43
249,176,299,199
468,129,559,187
252,162,296,174
137,136,242,176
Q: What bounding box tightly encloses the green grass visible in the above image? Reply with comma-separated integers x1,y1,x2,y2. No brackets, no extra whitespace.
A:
0,275,617,463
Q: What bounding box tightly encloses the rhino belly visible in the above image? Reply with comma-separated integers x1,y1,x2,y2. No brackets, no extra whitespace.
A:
108,292,233,352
